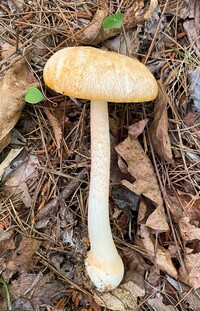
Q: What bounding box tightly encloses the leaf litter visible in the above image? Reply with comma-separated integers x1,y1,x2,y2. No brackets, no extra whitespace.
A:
0,0,200,310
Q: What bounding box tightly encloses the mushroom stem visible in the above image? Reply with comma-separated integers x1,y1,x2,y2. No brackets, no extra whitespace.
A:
85,100,124,291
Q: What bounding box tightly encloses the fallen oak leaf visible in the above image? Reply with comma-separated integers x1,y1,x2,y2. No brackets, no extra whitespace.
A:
115,131,169,232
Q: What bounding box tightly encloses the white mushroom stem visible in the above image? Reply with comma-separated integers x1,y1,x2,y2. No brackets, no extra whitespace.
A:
85,100,124,292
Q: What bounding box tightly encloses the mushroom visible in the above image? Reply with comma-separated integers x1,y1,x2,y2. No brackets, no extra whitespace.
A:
43,46,158,291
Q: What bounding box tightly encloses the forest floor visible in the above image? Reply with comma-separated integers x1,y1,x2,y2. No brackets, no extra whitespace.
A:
0,0,200,310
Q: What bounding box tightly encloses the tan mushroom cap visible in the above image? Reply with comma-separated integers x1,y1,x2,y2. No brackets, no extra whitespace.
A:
43,46,158,103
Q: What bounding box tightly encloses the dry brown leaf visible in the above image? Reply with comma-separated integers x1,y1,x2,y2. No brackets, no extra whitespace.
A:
122,247,149,287
144,0,158,19
179,216,200,241
0,43,39,141
136,225,178,278
168,190,200,225
179,251,200,289
188,66,200,113
183,0,200,59
124,0,158,30
149,81,173,162
94,281,144,311
10,271,52,297
128,119,148,139
167,190,200,288
0,230,15,255
0,132,11,153
180,286,200,311
146,266,161,285
44,107,62,150
147,293,176,311
78,8,108,44
115,134,169,231
77,0,158,45
165,0,189,19
4,237,41,271
4,154,39,207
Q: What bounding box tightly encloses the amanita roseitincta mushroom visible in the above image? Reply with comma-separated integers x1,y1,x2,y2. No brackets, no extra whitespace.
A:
43,46,158,291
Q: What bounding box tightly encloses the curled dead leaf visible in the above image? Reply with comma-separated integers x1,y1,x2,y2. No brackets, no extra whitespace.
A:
0,43,39,142
149,80,173,162
44,107,62,150
76,0,158,45
136,225,177,278
0,132,11,153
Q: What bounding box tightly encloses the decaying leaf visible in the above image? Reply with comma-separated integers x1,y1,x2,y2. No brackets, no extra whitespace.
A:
0,230,15,255
114,126,177,277
11,272,66,309
0,43,39,142
94,281,144,311
180,286,200,311
167,190,200,288
179,251,200,290
0,132,11,153
149,80,173,162
147,293,176,311
76,0,158,44
165,0,189,19
128,119,148,138
115,129,169,232
188,66,200,113
0,147,24,182
4,154,39,207
44,107,62,150
136,225,177,278
183,0,200,59
4,237,41,271
122,247,150,287
78,7,108,44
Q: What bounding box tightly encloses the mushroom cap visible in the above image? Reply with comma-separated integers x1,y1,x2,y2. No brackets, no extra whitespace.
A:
43,46,158,103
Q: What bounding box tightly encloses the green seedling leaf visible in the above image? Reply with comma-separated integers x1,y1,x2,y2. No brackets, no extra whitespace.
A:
102,13,124,29
25,86,44,104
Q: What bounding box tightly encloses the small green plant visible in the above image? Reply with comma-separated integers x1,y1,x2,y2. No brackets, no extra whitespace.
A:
174,49,197,65
25,86,44,104
0,278,12,310
102,13,124,30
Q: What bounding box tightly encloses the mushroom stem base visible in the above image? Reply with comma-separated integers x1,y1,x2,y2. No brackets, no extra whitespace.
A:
85,251,124,292
86,100,124,291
